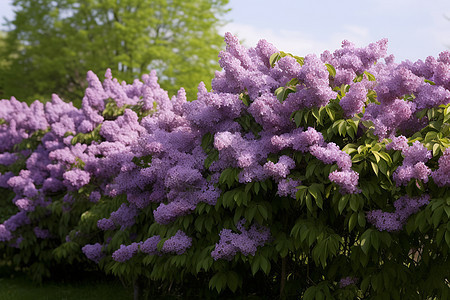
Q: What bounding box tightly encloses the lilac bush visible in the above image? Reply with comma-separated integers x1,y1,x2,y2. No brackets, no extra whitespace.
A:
0,32,449,298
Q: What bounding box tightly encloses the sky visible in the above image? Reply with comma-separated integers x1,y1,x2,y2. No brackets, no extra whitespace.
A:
1,0,450,62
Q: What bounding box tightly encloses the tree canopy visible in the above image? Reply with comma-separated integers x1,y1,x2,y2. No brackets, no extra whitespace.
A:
0,0,229,104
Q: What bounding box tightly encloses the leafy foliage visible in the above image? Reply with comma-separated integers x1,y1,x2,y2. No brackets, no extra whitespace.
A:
0,0,229,104
0,34,449,299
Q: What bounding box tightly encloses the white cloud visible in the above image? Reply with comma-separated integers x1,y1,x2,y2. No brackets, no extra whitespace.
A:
219,22,373,56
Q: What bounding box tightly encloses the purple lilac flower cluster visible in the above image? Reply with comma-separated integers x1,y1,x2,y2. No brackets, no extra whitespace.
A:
1,32,449,263
269,127,359,194
431,148,450,187
110,230,191,262
367,194,430,232
82,243,104,263
0,69,156,244
112,242,141,262
390,140,432,186
339,276,358,288
211,219,271,260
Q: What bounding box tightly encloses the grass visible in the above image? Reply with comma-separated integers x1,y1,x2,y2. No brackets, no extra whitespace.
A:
0,264,133,300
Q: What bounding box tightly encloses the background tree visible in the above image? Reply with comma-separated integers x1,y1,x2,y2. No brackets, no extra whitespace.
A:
0,0,229,104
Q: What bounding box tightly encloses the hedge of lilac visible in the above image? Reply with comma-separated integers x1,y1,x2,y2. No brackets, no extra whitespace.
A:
0,33,449,298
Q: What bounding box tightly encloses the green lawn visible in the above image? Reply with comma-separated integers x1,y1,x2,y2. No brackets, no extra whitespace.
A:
0,266,133,300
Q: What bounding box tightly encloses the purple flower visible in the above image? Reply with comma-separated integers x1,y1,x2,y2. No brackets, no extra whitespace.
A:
4,211,30,232
386,135,408,152
153,201,196,225
161,230,192,255
33,227,51,239
82,243,104,263
63,169,91,190
140,236,161,255
329,170,360,194
15,198,34,212
340,81,367,117
263,155,295,179
89,191,101,202
211,220,270,261
0,152,18,166
277,178,301,199
367,194,430,232
0,225,12,242
112,242,141,262
392,141,431,186
432,148,450,187
339,276,358,288
110,203,138,229
97,218,115,231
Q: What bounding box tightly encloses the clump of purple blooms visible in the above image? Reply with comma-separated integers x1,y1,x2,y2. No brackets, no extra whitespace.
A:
0,32,448,267
112,242,141,262
82,243,104,263
161,230,192,255
367,195,430,232
339,276,358,288
211,219,271,260
389,139,432,186
431,148,450,187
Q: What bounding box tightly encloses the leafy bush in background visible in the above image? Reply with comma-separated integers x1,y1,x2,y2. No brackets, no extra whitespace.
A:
0,0,229,105
0,33,449,299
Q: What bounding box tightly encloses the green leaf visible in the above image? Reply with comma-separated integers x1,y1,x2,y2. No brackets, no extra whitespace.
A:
349,212,357,231
370,161,379,176
361,277,371,292
372,151,381,163
269,52,281,67
433,206,444,228
350,195,359,212
325,63,336,78
358,211,366,227
445,231,450,247
338,120,347,136
293,110,303,127
251,255,261,275
309,183,323,209
257,204,269,220
254,182,260,195
338,195,349,214
240,93,250,106
433,143,440,157
306,194,314,212
371,231,380,251
360,229,372,254
226,271,239,292
364,71,376,81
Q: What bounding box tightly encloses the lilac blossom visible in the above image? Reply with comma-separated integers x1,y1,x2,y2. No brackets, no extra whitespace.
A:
367,194,430,232
392,141,432,186
112,242,141,262
0,225,12,242
97,218,115,231
339,81,367,117
432,147,450,187
161,230,192,255
339,277,358,288
277,178,301,199
263,156,295,179
211,219,271,260
110,203,138,229
82,243,104,263
89,191,101,202
33,227,51,239
62,169,91,190
140,236,161,255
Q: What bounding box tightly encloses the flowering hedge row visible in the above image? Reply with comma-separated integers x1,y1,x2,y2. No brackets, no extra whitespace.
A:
0,33,449,298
